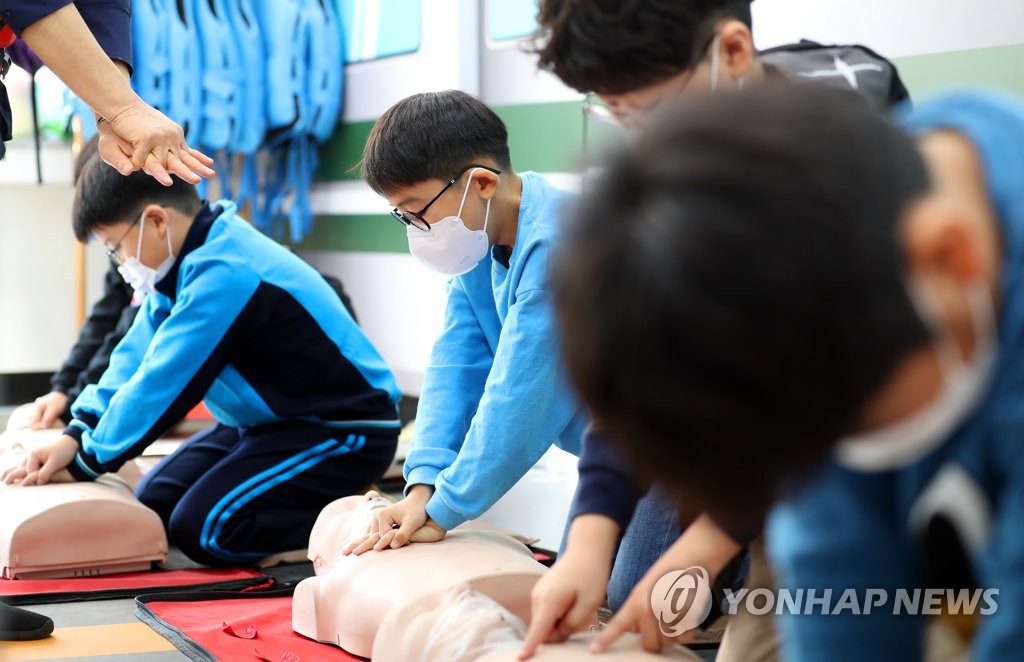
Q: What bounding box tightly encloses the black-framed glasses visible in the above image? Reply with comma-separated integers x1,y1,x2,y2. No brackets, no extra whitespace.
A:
103,216,141,266
390,164,502,231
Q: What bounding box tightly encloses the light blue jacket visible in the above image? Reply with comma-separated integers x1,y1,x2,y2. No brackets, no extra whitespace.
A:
404,172,589,530
768,91,1024,661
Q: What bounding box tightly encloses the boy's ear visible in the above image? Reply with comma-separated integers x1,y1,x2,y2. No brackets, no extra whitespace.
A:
718,20,756,79
902,198,985,285
473,169,501,201
143,204,172,237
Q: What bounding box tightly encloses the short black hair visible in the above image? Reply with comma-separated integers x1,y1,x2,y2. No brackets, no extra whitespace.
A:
553,84,932,518
534,0,753,94
72,159,202,242
73,135,100,184
361,90,512,195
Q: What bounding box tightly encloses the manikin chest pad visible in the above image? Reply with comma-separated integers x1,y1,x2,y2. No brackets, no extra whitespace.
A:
0,432,167,579
292,492,549,659
375,581,703,662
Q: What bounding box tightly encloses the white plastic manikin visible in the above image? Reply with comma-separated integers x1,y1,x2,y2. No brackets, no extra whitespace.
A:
0,429,167,579
293,492,701,661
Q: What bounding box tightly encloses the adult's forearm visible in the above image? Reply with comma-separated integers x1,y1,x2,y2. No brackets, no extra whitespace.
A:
20,3,137,120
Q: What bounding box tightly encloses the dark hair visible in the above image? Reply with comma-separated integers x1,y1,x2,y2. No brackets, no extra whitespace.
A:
73,135,100,184
553,84,931,518
72,160,202,242
361,90,512,195
534,0,753,94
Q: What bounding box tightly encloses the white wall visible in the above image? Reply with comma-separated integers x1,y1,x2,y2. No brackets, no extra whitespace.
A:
0,178,109,374
752,0,1024,56
343,0,482,122
299,250,450,397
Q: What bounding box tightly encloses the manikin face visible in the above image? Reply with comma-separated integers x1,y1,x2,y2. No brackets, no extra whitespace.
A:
308,490,390,575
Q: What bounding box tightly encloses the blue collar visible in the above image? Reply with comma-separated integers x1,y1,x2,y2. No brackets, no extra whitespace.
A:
154,202,221,299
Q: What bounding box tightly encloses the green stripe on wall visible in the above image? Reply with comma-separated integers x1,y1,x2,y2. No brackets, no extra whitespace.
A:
316,119,377,182
304,42,1024,253
287,214,407,253
315,102,584,182
894,43,1024,100
494,101,583,173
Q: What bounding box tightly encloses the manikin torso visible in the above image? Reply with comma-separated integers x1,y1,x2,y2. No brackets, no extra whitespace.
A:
0,429,166,579
294,492,700,661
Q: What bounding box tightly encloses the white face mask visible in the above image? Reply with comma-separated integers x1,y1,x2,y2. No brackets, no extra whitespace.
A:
406,168,493,276
117,212,176,296
835,280,998,472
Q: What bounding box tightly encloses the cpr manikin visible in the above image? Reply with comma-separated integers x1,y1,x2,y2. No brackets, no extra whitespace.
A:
293,492,700,661
2,408,143,489
0,428,166,579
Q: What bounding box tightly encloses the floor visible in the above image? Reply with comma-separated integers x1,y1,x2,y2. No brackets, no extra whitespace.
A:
1,600,189,661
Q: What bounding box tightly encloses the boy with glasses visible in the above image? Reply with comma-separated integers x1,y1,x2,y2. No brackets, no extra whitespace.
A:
2,157,401,569
537,0,906,129
341,89,588,556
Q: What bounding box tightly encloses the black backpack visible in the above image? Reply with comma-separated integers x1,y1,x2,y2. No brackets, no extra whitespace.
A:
760,39,911,112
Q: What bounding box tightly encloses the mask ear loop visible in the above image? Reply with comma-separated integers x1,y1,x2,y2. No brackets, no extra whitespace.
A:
456,167,496,233
964,281,998,365
905,277,962,371
709,33,722,94
906,278,997,372
135,211,147,257
455,168,480,219
164,224,175,260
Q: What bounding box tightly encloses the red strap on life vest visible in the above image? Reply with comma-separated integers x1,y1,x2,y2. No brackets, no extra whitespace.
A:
0,21,15,49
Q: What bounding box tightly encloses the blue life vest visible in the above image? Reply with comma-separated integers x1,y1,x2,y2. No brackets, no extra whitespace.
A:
192,0,242,151
256,0,304,140
308,0,344,143
130,0,170,115
222,0,265,155
166,0,204,143
128,0,346,240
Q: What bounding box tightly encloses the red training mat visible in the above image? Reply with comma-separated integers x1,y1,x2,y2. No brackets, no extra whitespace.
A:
0,568,266,601
142,595,364,661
